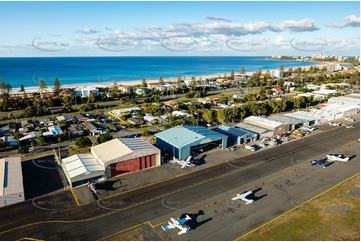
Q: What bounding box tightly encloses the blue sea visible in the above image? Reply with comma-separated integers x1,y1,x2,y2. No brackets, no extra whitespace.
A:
0,56,318,89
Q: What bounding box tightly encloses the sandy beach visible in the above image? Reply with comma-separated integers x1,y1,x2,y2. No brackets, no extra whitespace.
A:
13,62,329,93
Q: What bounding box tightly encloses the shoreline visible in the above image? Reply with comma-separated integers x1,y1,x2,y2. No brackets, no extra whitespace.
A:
12,62,330,93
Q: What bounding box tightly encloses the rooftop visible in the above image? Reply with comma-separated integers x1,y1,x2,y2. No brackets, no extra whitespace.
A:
155,125,227,148
62,154,104,180
91,138,160,165
235,122,270,134
244,116,286,129
0,157,24,206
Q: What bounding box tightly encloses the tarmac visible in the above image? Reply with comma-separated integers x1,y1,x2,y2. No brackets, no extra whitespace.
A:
0,118,359,240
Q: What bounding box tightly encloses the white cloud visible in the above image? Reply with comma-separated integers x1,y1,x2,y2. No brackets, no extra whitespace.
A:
75,28,101,34
271,19,319,32
204,16,232,23
325,15,360,28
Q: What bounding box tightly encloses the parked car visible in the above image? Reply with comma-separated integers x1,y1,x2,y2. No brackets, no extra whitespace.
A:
227,145,237,151
300,126,317,132
345,117,356,122
292,130,305,137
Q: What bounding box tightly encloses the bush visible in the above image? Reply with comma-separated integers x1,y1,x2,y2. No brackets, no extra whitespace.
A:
75,136,92,147
97,133,112,144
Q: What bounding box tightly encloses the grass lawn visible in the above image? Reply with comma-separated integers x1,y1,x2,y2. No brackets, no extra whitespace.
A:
239,175,360,241
68,146,91,155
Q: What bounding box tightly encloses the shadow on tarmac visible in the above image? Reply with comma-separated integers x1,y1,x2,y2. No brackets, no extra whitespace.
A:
180,210,212,230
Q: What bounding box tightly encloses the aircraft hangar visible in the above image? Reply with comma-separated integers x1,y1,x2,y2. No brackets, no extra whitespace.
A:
155,125,227,159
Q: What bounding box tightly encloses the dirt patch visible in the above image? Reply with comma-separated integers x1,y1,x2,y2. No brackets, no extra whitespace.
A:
324,204,352,214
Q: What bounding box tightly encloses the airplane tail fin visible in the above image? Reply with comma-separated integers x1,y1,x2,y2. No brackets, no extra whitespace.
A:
185,214,191,220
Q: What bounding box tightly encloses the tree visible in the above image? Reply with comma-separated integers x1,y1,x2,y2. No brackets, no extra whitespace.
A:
240,66,246,74
229,69,235,80
202,109,214,124
20,84,25,92
141,77,147,87
142,129,150,137
177,73,182,84
39,79,46,89
36,136,45,145
0,81,5,93
280,64,284,71
75,136,92,147
188,103,196,114
97,133,113,144
53,78,61,94
88,92,96,103
159,75,164,85
216,109,228,124
46,98,54,107
22,106,37,117
13,132,22,147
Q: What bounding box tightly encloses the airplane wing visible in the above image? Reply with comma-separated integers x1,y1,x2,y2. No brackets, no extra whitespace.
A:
177,215,191,224
185,156,192,163
177,227,191,235
161,224,173,231
231,191,252,200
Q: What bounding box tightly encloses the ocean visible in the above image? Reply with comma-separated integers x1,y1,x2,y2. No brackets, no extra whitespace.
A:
0,56,319,89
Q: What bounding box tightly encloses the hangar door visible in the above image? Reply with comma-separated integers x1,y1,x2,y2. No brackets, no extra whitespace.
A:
110,154,156,177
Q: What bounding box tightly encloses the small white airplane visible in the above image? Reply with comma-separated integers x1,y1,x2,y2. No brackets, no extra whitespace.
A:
329,122,341,126
231,191,254,204
326,154,350,162
345,125,355,129
170,156,195,168
161,215,192,235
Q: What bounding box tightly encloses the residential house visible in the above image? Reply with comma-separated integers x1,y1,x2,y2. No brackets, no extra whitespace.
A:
19,131,42,143
69,124,85,137
107,107,142,119
163,100,178,108
0,136,18,146
82,122,104,136
59,89,73,97
135,88,150,95
119,85,133,94
42,126,63,136
172,110,191,117
38,118,54,127
9,91,33,100
40,90,54,100
57,115,75,123
147,82,161,89
272,87,284,96
75,114,89,123
127,117,144,125
74,86,99,97
8,122,20,133
143,114,161,124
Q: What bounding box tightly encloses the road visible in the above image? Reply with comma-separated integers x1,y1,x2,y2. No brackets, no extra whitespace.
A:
0,122,359,240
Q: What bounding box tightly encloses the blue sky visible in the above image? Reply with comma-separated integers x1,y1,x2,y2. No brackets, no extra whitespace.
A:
0,1,359,57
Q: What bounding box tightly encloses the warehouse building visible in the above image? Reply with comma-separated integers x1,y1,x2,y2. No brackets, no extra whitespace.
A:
0,157,25,207
155,125,227,159
214,125,257,145
235,122,273,139
92,138,161,177
283,112,319,126
61,154,104,188
268,114,306,131
244,116,291,135
327,94,360,106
